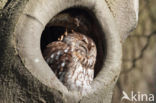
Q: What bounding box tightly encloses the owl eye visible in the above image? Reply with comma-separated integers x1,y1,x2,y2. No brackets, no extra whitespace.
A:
80,44,88,54
82,39,88,44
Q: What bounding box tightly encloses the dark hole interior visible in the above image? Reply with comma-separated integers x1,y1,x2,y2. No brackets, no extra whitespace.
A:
41,26,66,52
41,7,107,77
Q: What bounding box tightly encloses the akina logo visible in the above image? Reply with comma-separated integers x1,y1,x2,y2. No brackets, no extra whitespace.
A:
121,91,154,102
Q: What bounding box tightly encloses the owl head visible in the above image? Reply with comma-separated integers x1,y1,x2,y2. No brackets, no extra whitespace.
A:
63,32,97,68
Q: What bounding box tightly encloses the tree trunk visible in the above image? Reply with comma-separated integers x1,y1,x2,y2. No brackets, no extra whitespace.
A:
0,0,138,103
112,0,156,103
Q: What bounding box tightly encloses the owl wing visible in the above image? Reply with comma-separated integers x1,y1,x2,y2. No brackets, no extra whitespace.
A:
43,41,72,82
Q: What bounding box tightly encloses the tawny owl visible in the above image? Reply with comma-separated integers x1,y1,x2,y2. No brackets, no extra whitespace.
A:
43,31,97,95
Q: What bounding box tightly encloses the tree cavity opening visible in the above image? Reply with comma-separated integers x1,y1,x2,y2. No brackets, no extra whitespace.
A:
40,7,107,77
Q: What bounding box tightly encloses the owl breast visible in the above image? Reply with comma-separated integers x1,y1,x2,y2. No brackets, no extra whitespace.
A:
43,31,97,95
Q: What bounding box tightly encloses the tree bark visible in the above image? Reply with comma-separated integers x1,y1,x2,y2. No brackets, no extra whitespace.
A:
0,1,65,103
112,1,156,102
0,0,138,103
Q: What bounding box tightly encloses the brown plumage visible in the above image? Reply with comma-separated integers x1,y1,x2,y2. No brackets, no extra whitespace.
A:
43,31,97,95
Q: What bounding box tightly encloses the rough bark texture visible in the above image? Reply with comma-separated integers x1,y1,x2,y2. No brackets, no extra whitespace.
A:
112,0,156,103
0,0,138,103
0,0,65,103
